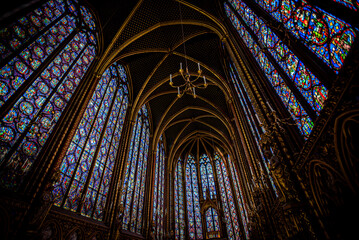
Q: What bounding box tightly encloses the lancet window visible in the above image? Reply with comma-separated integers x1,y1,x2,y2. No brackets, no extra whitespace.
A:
225,0,357,140
228,60,277,196
174,151,246,240
174,158,186,240
121,104,150,233
52,62,129,220
214,153,241,240
152,135,165,239
185,154,203,239
0,0,98,190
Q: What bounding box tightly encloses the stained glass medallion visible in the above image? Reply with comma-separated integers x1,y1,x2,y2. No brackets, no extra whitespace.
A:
225,3,313,138
246,0,357,73
0,0,98,190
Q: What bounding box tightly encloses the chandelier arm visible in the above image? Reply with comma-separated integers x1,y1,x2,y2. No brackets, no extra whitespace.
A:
189,76,203,84
196,84,208,89
170,82,188,88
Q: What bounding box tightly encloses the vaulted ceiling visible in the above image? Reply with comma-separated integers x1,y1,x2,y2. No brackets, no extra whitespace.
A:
90,0,236,166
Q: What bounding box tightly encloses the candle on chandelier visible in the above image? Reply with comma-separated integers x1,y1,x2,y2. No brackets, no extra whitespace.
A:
170,74,172,83
203,76,206,85
198,62,201,70
180,62,182,70
255,113,262,125
177,87,180,95
193,87,196,96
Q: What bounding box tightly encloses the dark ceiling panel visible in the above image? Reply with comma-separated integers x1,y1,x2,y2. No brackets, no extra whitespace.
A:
124,52,167,97
87,0,140,46
107,0,213,55
91,0,235,154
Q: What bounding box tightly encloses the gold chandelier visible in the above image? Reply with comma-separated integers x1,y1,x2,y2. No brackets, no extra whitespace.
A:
169,63,208,98
169,2,208,98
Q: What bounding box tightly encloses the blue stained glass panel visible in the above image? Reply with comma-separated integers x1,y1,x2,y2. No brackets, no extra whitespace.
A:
175,158,185,240
214,153,240,240
153,136,165,239
333,0,358,11
53,62,129,220
121,104,150,233
0,1,98,191
245,0,356,73
228,155,249,239
186,154,203,240
199,154,216,199
225,3,313,139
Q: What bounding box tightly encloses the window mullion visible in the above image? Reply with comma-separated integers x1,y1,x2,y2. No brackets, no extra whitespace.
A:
226,2,318,121
127,114,145,230
239,0,336,84
59,61,112,207
121,114,142,229
90,83,126,218
0,11,68,69
133,125,149,232
2,40,88,176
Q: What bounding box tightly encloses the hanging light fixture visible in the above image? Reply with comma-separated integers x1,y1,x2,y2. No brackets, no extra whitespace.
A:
169,2,208,98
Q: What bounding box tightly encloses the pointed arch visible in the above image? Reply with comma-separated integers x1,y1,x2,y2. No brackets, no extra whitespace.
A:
0,0,99,190
120,104,150,233
52,61,129,220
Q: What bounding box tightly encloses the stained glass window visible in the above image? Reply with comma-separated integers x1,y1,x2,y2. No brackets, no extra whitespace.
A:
0,0,67,63
153,135,165,240
199,154,216,199
248,0,356,73
186,154,203,240
228,0,328,115
214,153,241,240
52,62,129,220
205,207,220,238
0,0,98,190
333,0,358,11
228,155,250,240
121,104,150,233
228,61,278,197
174,158,186,240
225,3,313,139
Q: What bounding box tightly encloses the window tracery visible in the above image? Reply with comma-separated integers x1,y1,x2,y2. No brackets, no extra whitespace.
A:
185,154,203,239
52,62,129,220
214,153,241,240
174,151,244,240
121,104,150,233
174,158,186,240
153,135,165,239
250,0,356,73
0,0,98,190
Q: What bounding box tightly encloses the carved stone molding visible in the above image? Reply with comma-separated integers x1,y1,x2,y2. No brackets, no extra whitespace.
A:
39,207,109,240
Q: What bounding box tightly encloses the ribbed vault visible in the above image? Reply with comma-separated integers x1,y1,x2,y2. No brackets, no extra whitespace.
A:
92,0,235,168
